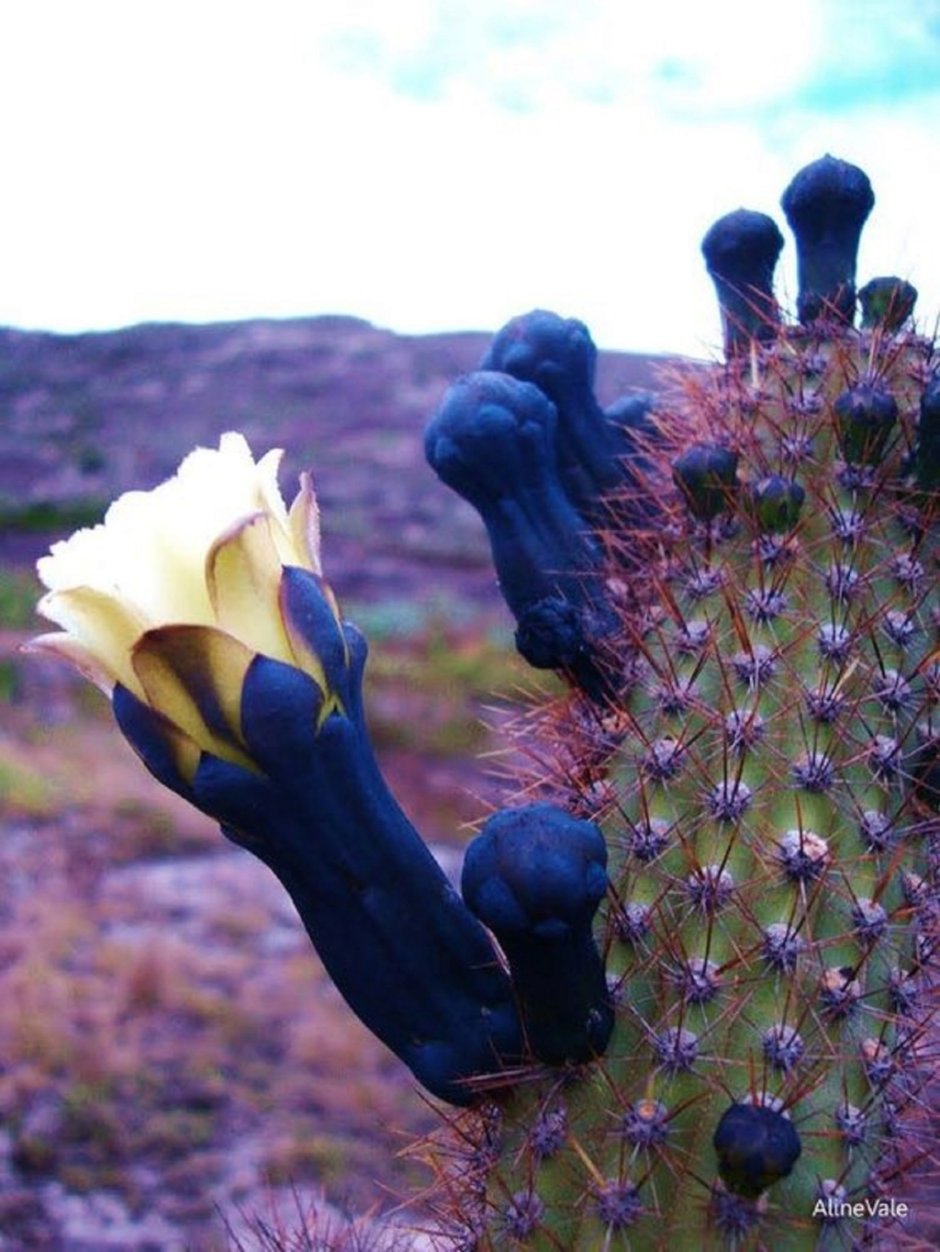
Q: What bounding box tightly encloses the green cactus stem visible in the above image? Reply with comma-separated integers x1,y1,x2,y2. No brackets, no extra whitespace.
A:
424,157,938,1251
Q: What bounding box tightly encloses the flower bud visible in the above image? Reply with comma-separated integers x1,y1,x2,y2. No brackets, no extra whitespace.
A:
858,276,918,330
672,444,739,521
462,803,613,1065
713,1102,802,1198
781,155,874,326
833,382,898,467
749,475,804,534
425,371,621,701
701,209,783,356
481,309,656,527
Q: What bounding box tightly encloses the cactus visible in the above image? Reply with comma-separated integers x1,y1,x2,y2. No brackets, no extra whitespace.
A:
418,156,938,1249
28,157,938,1249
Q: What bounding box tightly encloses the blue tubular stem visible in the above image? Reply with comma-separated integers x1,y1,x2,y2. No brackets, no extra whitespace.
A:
701,210,783,356
461,803,613,1066
781,154,874,326
114,568,522,1106
425,370,622,701
480,309,654,527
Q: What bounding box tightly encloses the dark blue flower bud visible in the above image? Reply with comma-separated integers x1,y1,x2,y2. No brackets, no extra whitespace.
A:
858,276,918,331
425,371,620,700
713,1102,802,1198
781,155,874,325
701,210,784,356
749,475,804,534
833,382,898,466
462,803,614,1066
672,444,739,521
602,392,661,525
480,310,655,527
916,373,940,492
113,592,525,1107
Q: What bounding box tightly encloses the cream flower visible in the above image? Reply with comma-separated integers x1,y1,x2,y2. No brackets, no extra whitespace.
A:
26,433,328,771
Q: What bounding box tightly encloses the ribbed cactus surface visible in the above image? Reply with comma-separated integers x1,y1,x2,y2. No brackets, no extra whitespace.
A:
422,158,938,1250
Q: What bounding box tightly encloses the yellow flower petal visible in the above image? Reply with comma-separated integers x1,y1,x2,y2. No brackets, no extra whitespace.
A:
132,625,257,771
20,632,116,695
34,586,149,696
29,432,338,720
288,471,322,573
205,514,294,662
161,718,202,784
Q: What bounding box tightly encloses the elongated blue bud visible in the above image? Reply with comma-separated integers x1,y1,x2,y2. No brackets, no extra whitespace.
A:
701,210,783,356
781,155,874,326
115,567,522,1105
425,371,620,701
480,310,655,527
462,803,614,1065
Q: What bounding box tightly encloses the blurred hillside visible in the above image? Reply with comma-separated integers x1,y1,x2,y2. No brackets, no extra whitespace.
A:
0,314,667,609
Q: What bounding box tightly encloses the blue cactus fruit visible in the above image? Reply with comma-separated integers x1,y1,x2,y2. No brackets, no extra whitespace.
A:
461,803,613,1065
480,309,655,528
781,153,874,325
701,209,784,355
424,370,622,701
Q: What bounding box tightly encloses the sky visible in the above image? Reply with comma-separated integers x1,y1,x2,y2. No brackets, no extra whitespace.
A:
1,1,938,359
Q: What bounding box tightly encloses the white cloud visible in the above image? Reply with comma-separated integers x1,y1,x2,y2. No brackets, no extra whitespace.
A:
0,1,936,358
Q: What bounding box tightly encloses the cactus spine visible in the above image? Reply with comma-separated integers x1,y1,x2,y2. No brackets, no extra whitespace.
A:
424,157,938,1249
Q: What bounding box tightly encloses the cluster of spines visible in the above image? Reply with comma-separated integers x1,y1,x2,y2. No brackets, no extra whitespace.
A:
590,324,938,1247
